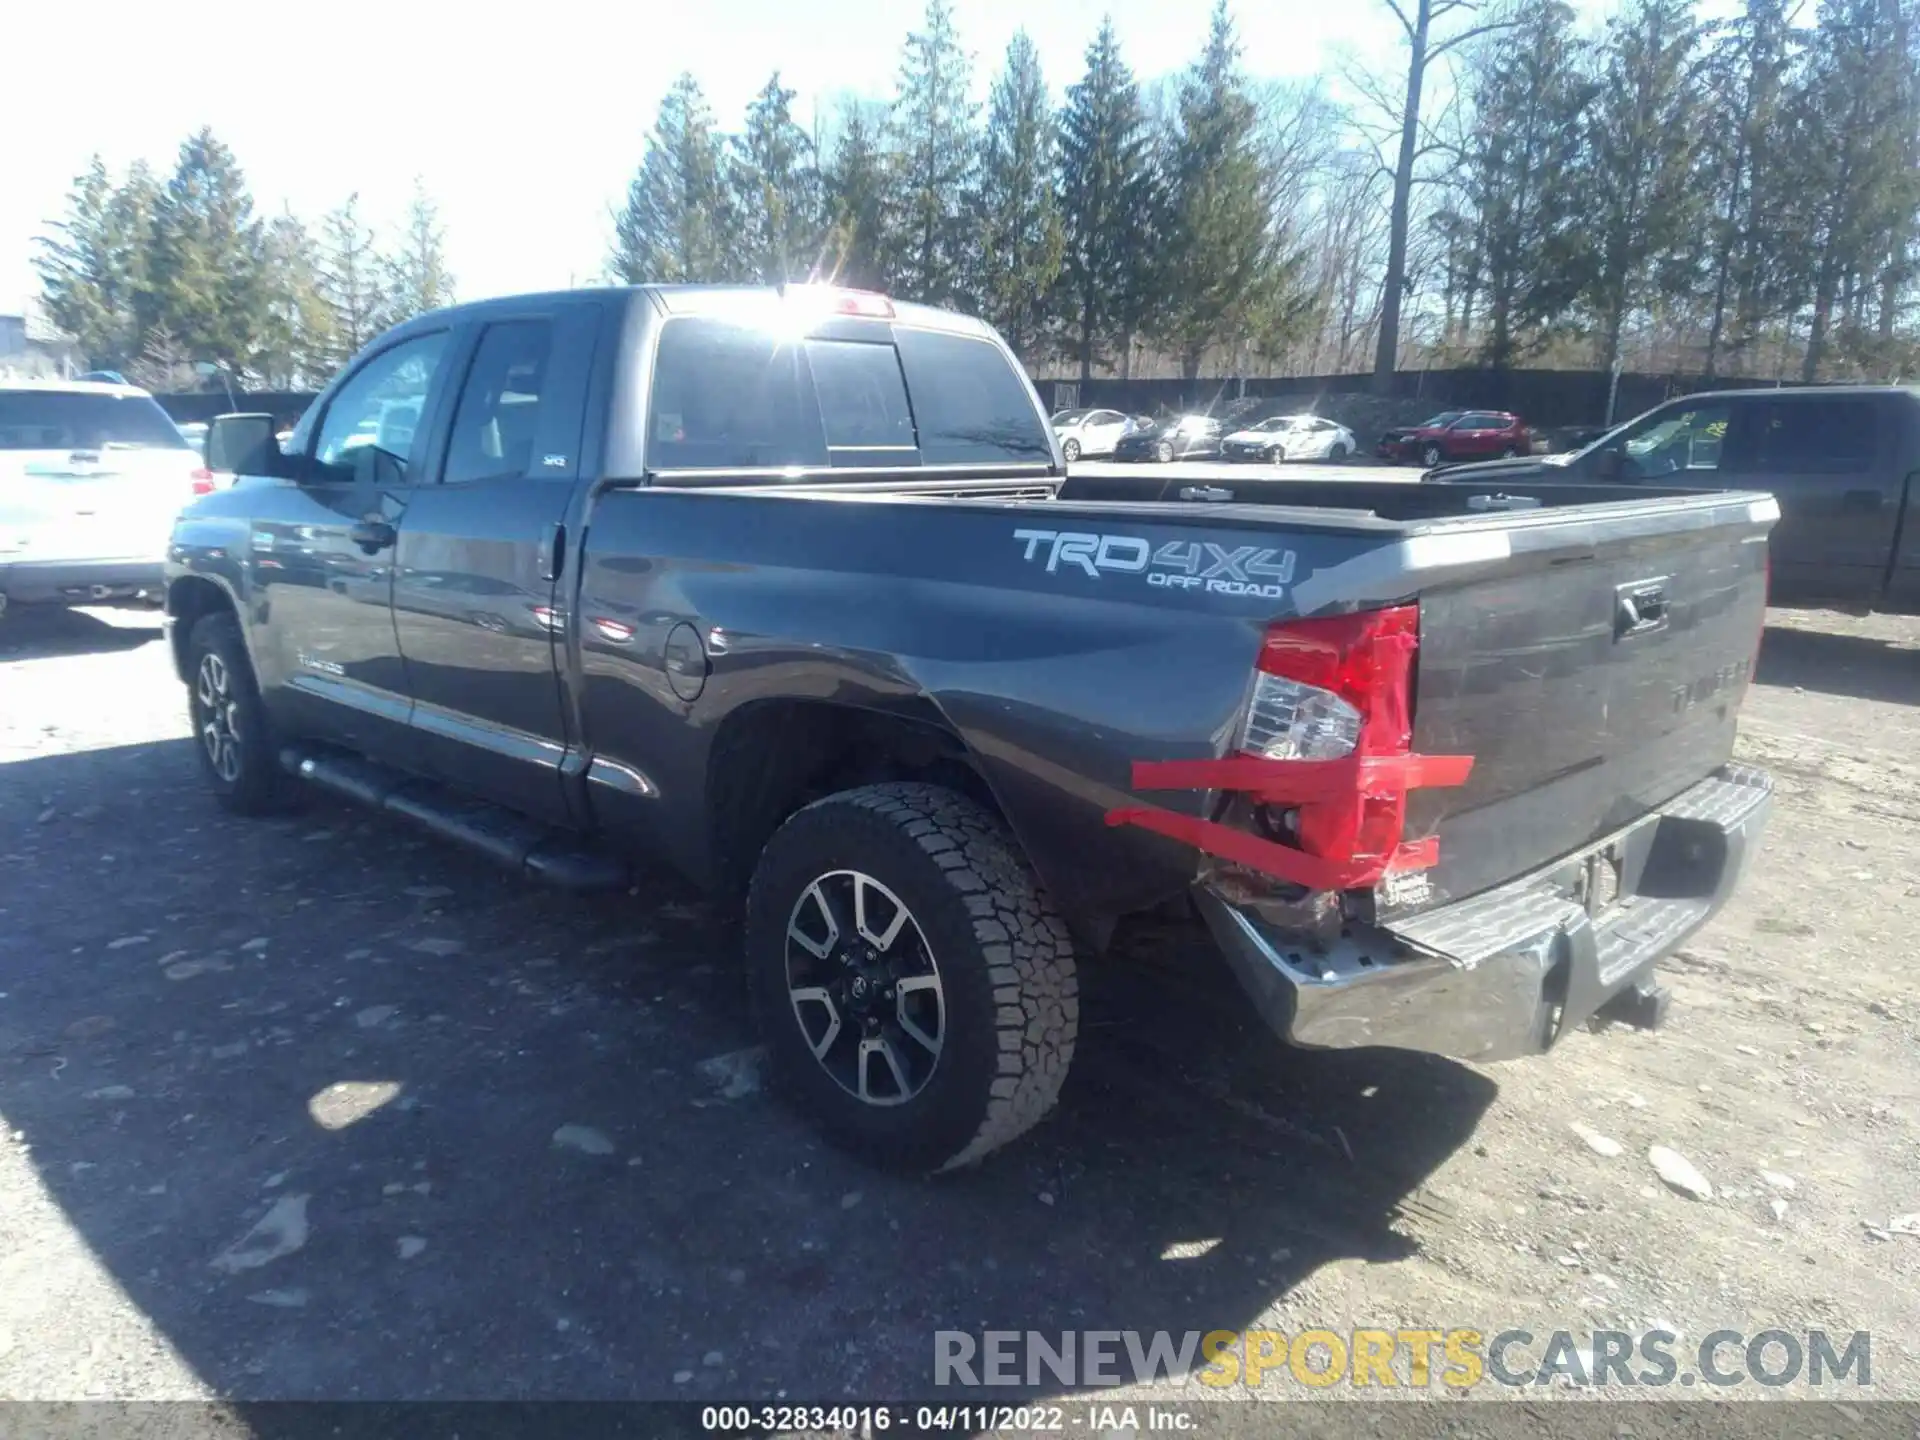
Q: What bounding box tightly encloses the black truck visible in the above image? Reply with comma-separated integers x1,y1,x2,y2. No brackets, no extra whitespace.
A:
1423,385,1920,613
169,284,1777,1172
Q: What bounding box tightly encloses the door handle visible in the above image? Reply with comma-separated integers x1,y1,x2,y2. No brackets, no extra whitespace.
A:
538,521,567,582
350,518,397,553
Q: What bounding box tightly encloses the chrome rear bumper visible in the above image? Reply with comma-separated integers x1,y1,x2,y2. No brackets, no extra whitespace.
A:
1195,764,1774,1063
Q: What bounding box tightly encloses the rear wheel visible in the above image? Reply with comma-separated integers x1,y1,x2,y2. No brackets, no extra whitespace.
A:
1421,443,1444,468
745,783,1079,1172
1061,438,1081,462
1331,441,1353,462
1155,440,1174,463
186,611,301,816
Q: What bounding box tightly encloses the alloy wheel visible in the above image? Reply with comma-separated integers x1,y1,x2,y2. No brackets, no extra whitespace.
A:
785,870,945,1107
195,652,242,784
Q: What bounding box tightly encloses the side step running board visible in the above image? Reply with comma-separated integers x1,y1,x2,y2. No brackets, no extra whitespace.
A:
281,747,629,892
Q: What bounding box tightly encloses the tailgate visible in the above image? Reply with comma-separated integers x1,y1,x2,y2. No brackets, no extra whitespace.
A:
1406,493,1773,907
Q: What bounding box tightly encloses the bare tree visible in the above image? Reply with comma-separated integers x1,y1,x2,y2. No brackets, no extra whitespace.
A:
1365,0,1519,391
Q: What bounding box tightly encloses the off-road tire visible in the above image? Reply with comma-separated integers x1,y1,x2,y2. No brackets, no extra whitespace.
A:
186,611,301,816
745,783,1079,1173
1061,438,1081,462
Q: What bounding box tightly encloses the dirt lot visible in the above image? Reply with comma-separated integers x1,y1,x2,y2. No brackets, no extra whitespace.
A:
0,602,1916,1409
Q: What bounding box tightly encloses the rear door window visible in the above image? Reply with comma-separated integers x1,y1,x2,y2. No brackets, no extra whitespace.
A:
443,320,554,484
805,339,918,465
1743,399,1878,475
648,319,826,471
893,328,1051,464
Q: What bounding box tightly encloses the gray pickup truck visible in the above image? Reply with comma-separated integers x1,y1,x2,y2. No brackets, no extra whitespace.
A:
169,285,1776,1172
1426,385,1920,613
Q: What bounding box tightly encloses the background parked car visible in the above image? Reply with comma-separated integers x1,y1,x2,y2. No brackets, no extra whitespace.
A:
1113,414,1223,462
1221,414,1357,463
0,378,213,615
1050,407,1134,461
1378,410,1532,467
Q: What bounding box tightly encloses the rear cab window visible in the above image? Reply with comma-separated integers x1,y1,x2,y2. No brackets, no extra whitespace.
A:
894,327,1050,464
0,390,191,452
644,315,1051,476
1742,398,1879,475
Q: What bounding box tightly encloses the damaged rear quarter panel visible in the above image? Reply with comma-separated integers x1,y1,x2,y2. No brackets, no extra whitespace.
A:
573,486,1384,928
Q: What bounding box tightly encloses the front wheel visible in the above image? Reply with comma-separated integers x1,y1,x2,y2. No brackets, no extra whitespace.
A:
1500,446,1519,459
1421,443,1444,468
1268,445,1287,465
745,783,1079,1172
186,611,301,816
1061,438,1081,462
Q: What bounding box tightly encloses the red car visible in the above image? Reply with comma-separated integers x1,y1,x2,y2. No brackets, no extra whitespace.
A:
1376,410,1533,467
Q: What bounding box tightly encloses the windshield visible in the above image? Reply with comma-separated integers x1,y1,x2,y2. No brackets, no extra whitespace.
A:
0,391,192,452
1051,409,1089,426
1419,411,1464,429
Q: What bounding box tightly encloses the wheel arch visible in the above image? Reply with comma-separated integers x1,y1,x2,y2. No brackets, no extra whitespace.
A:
166,573,243,685
704,697,1012,908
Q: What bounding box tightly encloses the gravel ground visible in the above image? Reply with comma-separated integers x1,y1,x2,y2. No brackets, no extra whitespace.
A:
0,602,1916,1411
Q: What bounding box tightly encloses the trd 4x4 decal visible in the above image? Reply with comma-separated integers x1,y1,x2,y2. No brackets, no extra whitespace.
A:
1012,528,1296,600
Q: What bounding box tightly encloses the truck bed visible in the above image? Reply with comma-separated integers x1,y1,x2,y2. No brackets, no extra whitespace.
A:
581,475,1775,924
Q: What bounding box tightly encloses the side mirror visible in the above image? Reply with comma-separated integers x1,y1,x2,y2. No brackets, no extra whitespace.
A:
207,413,283,478
1594,447,1625,482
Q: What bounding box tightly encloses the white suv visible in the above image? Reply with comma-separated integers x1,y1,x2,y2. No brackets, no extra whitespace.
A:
0,379,211,617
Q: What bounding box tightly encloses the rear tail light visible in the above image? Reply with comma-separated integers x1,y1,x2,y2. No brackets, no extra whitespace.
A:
191,467,216,495
1250,607,1420,874
1106,605,1473,892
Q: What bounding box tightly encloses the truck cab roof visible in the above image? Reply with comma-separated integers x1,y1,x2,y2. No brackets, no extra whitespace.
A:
378,284,993,345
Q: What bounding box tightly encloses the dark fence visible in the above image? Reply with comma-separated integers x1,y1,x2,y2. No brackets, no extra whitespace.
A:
1039,369,1791,430
155,391,318,428
152,369,1794,446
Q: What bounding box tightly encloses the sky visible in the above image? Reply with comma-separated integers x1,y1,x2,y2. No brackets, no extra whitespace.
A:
3,0,1612,319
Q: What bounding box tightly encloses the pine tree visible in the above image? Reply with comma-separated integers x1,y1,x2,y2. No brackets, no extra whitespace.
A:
970,32,1064,362
888,0,977,306
316,194,388,369
1785,0,1918,379
34,157,147,370
1056,17,1157,381
258,209,337,388
1458,0,1592,371
1577,0,1710,382
731,73,824,284
821,103,895,291
146,129,272,376
1700,0,1797,375
1154,0,1289,379
384,180,457,324
610,73,739,284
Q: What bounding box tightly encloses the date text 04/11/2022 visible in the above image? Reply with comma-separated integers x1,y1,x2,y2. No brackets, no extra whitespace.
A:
698,1403,1197,1432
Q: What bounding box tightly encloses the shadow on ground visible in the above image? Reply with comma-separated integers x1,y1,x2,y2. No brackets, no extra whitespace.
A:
1758,621,1920,706
0,738,1494,1402
0,606,165,661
